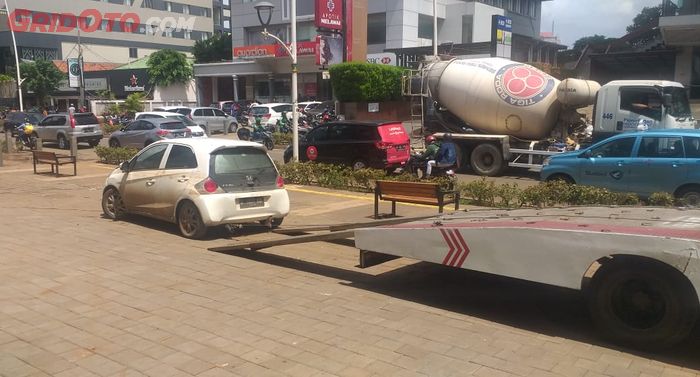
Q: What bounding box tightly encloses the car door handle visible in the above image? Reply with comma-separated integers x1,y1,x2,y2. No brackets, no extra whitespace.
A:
616,161,625,167
672,162,683,168
177,177,189,182
146,179,156,186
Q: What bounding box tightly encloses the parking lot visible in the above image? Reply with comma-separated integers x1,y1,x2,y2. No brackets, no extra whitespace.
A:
0,145,699,377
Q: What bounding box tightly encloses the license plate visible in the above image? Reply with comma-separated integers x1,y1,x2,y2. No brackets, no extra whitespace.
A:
83,127,94,133
239,197,264,209
174,133,186,138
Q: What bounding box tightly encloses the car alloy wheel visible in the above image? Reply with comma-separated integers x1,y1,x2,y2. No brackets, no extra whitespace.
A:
102,187,126,220
177,201,208,239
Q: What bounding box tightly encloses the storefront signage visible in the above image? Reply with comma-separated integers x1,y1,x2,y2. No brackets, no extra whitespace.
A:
67,58,81,88
275,41,317,58
124,74,145,92
315,0,342,31
491,15,512,59
58,78,107,92
316,34,343,66
367,53,396,66
233,44,276,59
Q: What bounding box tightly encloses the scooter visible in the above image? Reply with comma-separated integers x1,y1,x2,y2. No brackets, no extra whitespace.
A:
237,117,274,150
404,152,456,179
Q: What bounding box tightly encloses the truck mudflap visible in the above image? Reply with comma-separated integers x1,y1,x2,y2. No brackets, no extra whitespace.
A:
354,207,700,300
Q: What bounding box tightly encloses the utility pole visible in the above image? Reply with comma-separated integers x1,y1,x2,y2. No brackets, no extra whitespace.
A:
5,0,23,111
78,28,85,109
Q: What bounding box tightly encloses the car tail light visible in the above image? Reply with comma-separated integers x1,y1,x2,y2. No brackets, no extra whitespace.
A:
375,141,391,150
156,129,170,136
263,114,271,119
188,114,193,120
196,177,224,194
276,175,284,188
70,116,76,128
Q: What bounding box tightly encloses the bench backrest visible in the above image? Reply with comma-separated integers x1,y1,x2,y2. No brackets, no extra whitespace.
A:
376,180,440,199
32,151,57,160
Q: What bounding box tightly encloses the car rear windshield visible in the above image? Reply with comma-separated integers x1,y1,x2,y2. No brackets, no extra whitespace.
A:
74,113,99,125
377,124,409,143
160,121,187,130
209,146,278,192
166,114,195,126
175,108,191,115
272,105,293,113
250,107,270,116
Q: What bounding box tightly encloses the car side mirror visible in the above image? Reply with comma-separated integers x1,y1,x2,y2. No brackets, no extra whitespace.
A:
119,161,129,172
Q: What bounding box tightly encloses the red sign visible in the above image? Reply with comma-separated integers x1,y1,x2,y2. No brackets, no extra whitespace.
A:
275,41,317,58
315,0,342,31
233,44,276,59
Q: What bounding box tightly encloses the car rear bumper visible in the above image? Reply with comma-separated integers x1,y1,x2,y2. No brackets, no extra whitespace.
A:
192,189,290,226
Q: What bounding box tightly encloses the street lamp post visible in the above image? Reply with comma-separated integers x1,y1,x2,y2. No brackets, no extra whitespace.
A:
4,0,24,111
255,1,299,162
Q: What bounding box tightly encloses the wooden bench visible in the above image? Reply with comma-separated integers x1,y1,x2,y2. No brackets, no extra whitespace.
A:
374,180,460,219
32,151,76,176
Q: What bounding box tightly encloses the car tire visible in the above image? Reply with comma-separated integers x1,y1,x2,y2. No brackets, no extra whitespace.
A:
237,128,251,141
109,138,120,148
470,143,504,176
587,258,699,350
102,187,126,220
177,201,208,239
57,134,69,150
676,185,700,207
352,159,368,170
89,140,100,148
228,123,238,133
546,174,575,184
264,139,274,150
259,218,284,228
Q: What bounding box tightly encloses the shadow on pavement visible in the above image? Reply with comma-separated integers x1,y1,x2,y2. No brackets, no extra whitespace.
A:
211,247,700,369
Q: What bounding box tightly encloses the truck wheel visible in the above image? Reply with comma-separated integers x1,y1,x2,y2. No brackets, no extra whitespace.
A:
470,143,504,176
58,135,69,150
587,259,699,350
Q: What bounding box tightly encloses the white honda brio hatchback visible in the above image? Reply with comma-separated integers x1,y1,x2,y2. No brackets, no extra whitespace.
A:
101,138,290,239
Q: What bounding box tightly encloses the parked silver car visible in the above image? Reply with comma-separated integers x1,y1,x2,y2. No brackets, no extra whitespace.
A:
189,107,238,134
35,112,103,149
108,118,191,149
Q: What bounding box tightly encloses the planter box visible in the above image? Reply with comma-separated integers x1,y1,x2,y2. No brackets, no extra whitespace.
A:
339,101,411,122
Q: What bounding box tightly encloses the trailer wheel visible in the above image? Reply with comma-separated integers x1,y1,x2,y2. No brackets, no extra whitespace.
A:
587,259,698,349
470,143,504,176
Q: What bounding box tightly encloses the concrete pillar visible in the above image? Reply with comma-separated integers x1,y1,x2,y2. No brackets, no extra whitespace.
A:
212,77,219,104
268,74,275,102
195,77,204,107
232,75,239,101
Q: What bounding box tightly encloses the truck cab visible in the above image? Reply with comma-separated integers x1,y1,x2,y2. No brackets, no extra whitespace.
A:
593,80,696,142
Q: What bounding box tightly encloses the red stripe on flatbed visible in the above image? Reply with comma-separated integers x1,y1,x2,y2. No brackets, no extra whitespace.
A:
386,220,700,241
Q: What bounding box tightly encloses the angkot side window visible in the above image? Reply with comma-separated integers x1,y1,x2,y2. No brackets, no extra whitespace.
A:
209,147,277,192
131,144,168,171
589,137,636,158
684,137,700,158
165,145,198,169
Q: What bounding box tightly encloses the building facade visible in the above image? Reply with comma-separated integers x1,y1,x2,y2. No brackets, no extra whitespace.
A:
659,0,700,99
195,0,557,105
0,0,215,70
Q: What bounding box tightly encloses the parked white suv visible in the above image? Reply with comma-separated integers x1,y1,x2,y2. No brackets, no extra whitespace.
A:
189,107,238,135
248,103,293,127
101,139,290,239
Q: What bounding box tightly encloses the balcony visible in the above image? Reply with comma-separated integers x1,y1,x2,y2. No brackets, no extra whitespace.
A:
660,0,700,45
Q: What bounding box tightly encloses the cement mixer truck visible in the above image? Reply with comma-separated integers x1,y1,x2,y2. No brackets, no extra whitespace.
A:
405,57,697,176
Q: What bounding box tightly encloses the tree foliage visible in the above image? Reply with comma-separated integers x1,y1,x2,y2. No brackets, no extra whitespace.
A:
329,62,403,102
19,60,63,106
193,33,232,63
572,34,616,50
122,92,145,114
146,49,193,87
627,5,663,33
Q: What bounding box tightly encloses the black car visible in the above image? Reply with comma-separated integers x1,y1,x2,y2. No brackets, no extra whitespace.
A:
283,121,411,170
4,112,43,136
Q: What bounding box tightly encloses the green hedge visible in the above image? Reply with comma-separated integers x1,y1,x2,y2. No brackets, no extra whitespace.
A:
95,146,138,165
329,62,403,102
272,132,292,146
280,162,680,208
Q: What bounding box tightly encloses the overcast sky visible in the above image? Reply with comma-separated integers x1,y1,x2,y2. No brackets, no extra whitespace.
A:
541,0,663,48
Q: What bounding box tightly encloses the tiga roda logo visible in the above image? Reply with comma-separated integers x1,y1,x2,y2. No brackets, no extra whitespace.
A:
494,64,555,107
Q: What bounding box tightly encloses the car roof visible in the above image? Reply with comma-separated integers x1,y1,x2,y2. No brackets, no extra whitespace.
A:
154,138,266,153
155,106,190,110
609,129,700,138
253,103,291,107
136,111,184,117
140,117,186,125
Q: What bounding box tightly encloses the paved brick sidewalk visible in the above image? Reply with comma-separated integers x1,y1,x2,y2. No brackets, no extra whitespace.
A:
0,157,699,377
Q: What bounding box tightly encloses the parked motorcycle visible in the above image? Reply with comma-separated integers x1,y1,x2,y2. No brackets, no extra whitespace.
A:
404,151,456,179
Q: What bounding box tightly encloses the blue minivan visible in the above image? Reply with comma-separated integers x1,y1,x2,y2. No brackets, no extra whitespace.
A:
541,130,700,204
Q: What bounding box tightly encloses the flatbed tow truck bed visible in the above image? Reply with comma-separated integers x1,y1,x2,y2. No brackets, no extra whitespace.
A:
355,207,700,349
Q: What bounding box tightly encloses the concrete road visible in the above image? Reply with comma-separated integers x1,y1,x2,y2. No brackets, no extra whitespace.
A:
0,153,698,376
